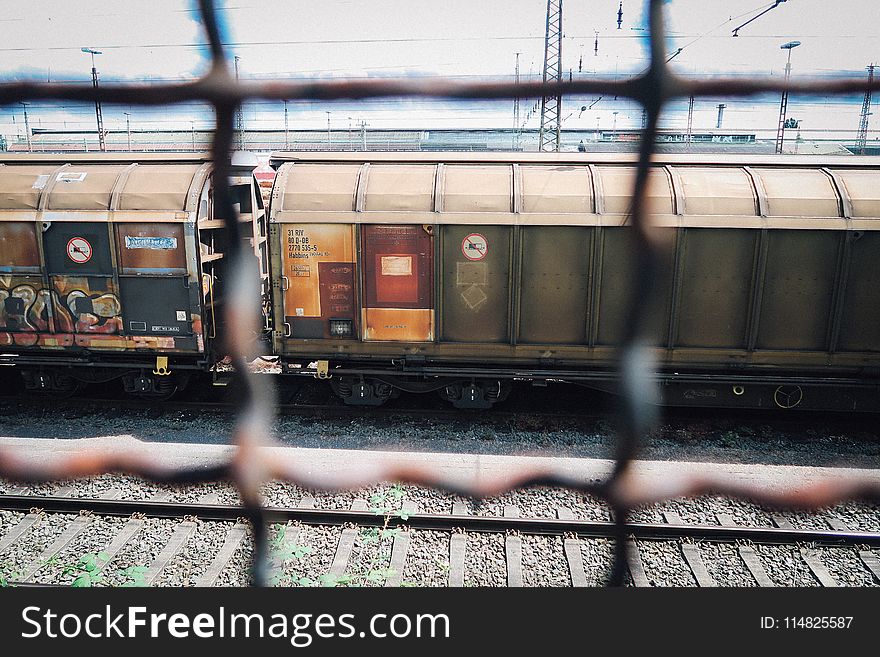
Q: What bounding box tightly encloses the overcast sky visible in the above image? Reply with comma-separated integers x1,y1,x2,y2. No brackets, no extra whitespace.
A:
1,1,878,137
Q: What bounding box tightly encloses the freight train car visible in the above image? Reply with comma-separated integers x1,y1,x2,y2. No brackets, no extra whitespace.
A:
267,152,880,411
0,153,266,398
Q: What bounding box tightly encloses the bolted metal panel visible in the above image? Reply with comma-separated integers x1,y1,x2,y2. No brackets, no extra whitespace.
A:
116,223,187,273
119,276,193,336
518,225,590,344
756,230,840,351
440,224,511,343
595,227,672,346
43,221,113,276
837,232,880,352
0,274,53,338
279,223,357,340
833,169,880,217
0,222,40,271
50,275,121,336
675,228,756,349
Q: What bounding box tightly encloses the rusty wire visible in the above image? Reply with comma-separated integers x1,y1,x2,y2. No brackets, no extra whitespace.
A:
1,0,880,586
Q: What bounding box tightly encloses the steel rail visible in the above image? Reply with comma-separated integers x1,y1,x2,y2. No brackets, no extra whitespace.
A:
2,495,878,548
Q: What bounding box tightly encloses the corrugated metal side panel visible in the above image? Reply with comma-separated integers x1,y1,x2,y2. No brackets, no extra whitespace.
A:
363,165,434,212
595,167,673,215
674,228,755,348
752,168,840,218
756,230,839,350
118,164,204,211
837,232,880,352
520,166,592,214
281,164,361,212
0,165,59,210
675,166,757,216
443,165,511,212
518,226,590,344
440,225,510,343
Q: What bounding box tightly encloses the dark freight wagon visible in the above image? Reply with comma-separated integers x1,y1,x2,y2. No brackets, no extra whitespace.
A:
267,152,880,411
0,153,266,397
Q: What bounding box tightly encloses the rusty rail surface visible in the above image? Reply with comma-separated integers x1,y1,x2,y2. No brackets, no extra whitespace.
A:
2,0,879,586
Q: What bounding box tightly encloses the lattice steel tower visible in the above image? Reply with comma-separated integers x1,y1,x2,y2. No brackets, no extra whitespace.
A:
538,0,563,152
857,64,875,155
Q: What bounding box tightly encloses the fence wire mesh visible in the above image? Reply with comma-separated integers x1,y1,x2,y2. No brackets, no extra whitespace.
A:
1,0,880,586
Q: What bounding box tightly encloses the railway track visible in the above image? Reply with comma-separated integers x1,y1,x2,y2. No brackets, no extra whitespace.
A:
2,491,879,588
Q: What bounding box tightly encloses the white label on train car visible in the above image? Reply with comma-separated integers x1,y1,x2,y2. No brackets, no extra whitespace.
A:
176,311,187,321
66,237,93,263
461,233,488,261
125,236,178,250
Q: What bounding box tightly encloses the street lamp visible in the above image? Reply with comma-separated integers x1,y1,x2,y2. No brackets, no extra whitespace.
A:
81,47,106,152
775,40,801,154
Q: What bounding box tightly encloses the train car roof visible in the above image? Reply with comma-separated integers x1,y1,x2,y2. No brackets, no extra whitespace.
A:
268,150,880,169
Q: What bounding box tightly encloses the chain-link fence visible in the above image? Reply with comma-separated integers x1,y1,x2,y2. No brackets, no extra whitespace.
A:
1,0,879,586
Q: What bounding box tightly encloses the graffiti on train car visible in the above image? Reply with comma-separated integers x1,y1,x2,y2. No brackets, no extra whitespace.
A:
0,276,201,350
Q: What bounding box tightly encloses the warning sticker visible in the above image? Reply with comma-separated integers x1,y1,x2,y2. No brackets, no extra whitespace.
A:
125,236,178,250
66,237,93,263
176,311,187,321
381,255,413,276
461,233,488,260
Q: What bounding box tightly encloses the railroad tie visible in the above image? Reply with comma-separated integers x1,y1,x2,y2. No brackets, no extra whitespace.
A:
5,486,27,495
267,497,314,585
20,488,122,582
0,512,43,555
772,514,839,586
448,502,469,587
626,539,651,587
140,490,217,586
799,547,839,587
556,507,587,587
828,518,880,583
384,501,418,587
327,499,368,579
194,522,249,587
717,513,775,587
663,511,716,587
504,505,523,588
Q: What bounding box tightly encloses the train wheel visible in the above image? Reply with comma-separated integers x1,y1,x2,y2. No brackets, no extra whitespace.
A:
440,380,510,409
21,370,83,398
122,372,188,401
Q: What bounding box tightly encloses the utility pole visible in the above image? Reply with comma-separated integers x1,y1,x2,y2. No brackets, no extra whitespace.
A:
326,111,332,150
283,100,290,149
234,56,244,150
686,95,694,147
123,112,132,151
81,48,106,152
513,52,521,150
539,0,563,152
857,64,875,155
360,120,368,150
20,102,32,152
775,40,800,154
716,103,726,129
348,117,353,151
191,121,196,151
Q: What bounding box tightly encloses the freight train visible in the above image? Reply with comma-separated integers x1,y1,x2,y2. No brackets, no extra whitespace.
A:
2,151,879,411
